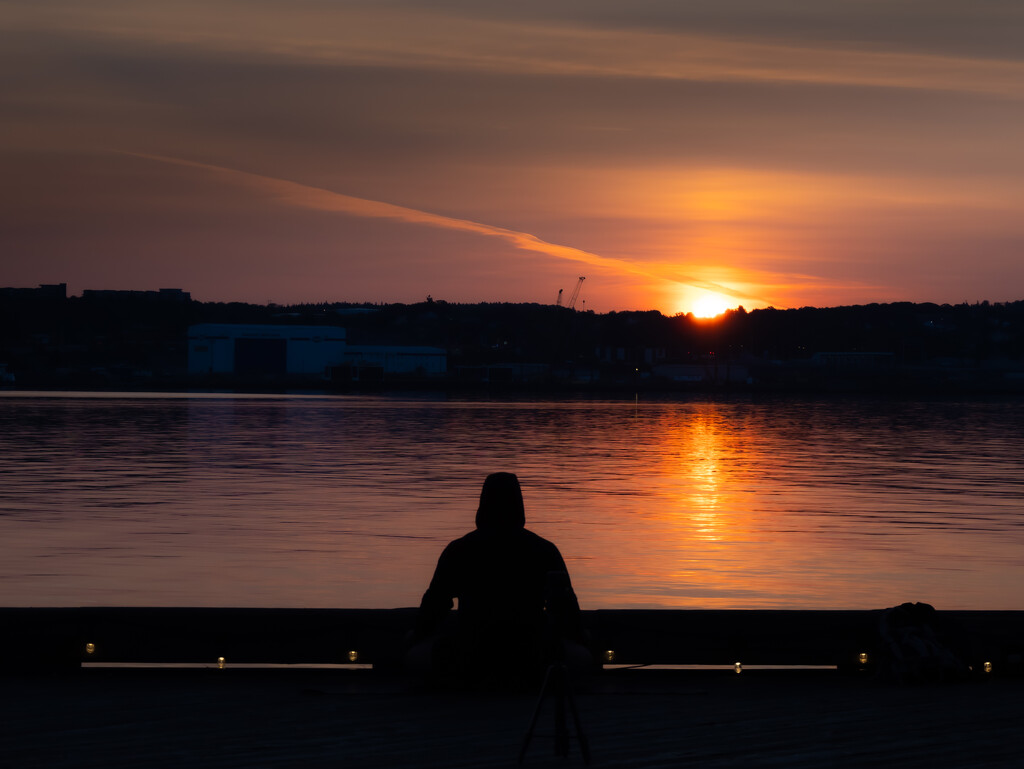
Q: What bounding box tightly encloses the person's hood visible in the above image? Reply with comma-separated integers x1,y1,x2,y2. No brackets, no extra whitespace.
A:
475,472,526,530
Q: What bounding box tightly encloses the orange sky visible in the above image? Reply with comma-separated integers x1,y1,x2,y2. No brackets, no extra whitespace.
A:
2,1,1023,314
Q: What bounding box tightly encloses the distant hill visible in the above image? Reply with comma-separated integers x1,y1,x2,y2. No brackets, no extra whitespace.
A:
2,290,1023,392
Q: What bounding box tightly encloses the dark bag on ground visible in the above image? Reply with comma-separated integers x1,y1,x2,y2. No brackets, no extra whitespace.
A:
876,602,969,683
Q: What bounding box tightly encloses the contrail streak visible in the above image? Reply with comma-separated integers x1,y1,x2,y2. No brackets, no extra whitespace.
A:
123,152,759,303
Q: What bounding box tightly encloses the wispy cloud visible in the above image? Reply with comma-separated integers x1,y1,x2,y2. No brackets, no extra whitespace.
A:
126,152,763,304
13,2,1024,100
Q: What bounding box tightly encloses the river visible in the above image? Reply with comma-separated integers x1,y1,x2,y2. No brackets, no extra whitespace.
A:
2,391,1022,610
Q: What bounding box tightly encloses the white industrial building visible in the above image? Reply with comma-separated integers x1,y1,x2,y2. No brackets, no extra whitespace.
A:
187,324,445,379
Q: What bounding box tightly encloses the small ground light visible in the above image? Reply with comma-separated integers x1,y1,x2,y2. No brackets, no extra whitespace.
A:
84,642,96,655
603,650,616,663
858,653,869,666
217,656,225,669
983,661,993,674
734,662,742,674
347,650,359,663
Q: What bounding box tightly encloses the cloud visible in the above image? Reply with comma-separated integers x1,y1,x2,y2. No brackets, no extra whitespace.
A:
7,1,1024,100
125,152,765,304
5,2,1023,311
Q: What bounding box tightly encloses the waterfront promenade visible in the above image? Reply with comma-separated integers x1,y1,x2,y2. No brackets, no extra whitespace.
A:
5,606,1023,768
5,666,1023,768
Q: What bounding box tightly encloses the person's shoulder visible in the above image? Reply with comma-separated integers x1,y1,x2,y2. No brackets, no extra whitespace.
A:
440,531,478,554
521,528,560,550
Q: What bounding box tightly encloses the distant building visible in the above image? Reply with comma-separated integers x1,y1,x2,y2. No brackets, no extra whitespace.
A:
188,324,348,377
187,324,446,379
0,283,67,299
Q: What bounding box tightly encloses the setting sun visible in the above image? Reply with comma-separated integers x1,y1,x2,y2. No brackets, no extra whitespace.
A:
691,294,732,318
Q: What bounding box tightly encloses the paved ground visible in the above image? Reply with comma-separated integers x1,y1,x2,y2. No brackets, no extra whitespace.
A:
3,668,1022,768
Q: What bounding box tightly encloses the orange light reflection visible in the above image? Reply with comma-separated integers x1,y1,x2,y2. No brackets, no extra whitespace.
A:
678,412,726,541
607,404,782,609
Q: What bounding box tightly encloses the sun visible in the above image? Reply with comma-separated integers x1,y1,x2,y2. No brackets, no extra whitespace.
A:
690,294,732,319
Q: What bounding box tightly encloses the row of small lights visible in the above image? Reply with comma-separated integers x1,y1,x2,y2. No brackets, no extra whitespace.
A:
603,649,995,674
83,644,363,666
82,645,997,674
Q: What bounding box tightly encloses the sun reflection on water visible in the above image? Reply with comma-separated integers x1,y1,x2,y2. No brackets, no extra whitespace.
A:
679,412,726,540
600,401,780,609
651,405,743,543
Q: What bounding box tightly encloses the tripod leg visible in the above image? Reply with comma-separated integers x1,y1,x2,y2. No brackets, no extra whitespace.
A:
518,664,555,765
564,679,591,766
554,677,569,757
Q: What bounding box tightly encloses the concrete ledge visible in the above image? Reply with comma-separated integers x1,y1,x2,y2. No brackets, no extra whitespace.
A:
3,607,1022,674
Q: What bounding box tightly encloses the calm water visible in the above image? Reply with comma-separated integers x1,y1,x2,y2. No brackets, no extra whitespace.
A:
2,391,1023,610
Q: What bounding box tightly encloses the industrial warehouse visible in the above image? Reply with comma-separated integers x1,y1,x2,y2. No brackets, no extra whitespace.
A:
187,324,446,384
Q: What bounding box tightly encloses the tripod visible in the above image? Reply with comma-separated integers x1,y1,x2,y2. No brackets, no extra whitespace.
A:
518,662,591,765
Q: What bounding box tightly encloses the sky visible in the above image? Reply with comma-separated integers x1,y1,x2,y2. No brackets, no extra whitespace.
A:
2,0,1023,316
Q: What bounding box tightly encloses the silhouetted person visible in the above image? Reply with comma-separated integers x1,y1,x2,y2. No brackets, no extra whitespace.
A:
408,472,588,688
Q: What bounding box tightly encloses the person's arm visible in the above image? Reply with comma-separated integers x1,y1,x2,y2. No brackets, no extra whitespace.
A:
414,542,458,639
545,545,584,642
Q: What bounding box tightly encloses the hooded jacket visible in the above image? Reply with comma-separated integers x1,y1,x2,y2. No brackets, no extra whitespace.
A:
415,473,581,644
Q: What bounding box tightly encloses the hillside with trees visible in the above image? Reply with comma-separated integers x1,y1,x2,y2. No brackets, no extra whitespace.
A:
3,285,1023,392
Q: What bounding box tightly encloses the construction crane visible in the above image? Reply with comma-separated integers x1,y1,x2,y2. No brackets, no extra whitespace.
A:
567,277,585,310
